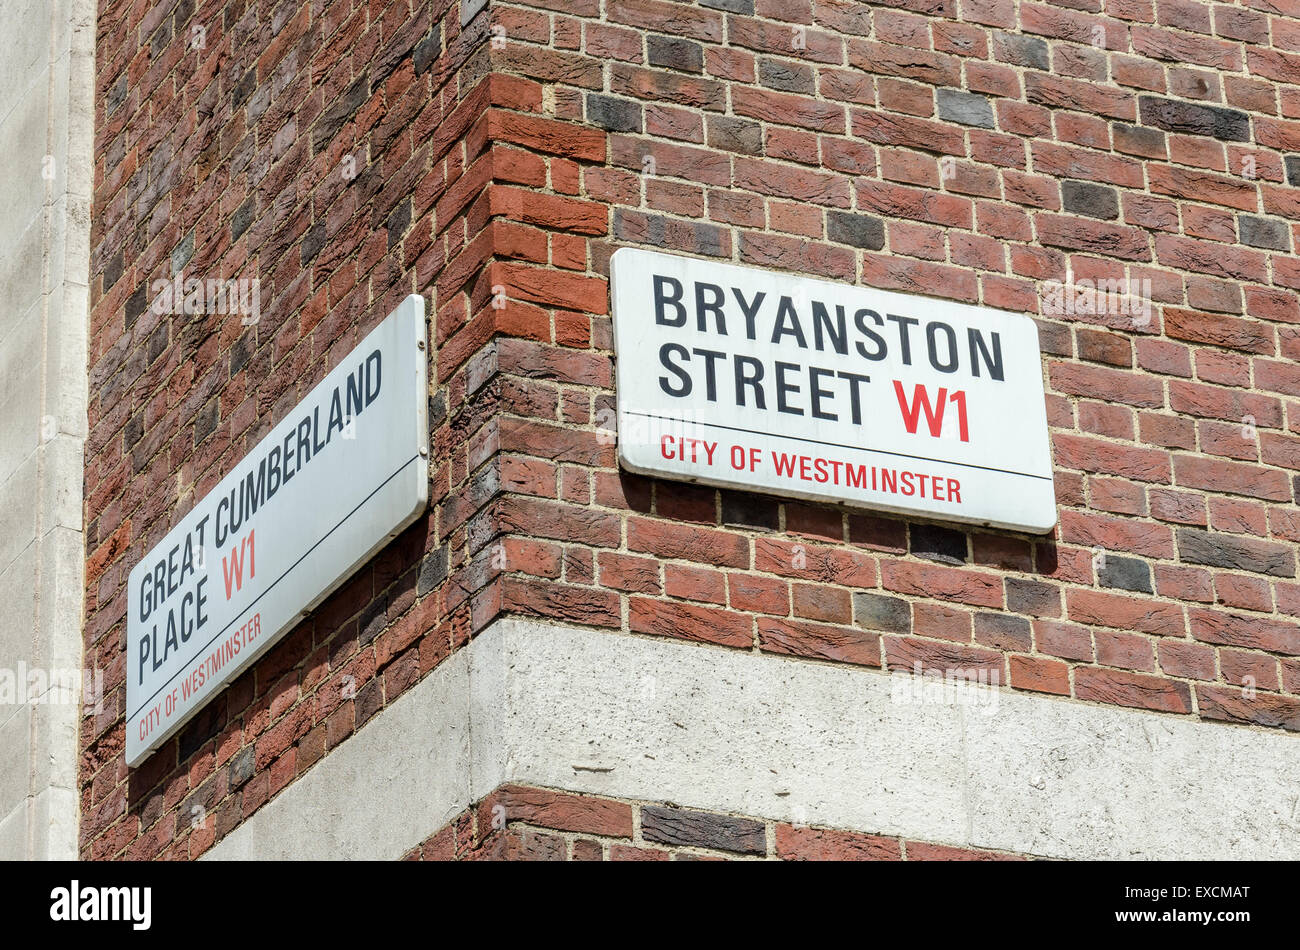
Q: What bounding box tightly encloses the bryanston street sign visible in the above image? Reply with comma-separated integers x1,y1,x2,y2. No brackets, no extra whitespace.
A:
125,296,429,767
610,248,1056,534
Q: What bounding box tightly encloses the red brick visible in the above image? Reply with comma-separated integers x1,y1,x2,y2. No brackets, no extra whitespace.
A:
912,602,974,642
880,561,1004,608
776,825,902,860
792,583,853,623
1049,362,1164,408
1053,434,1169,482
1218,648,1279,691
906,841,1025,860
488,786,634,837
883,636,1005,680
1008,654,1070,695
1058,510,1174,559
664,564,727,604
488,111,607,161
758,617,881,667
1195,685,1300,730
1066,589,1186,636
503,578,621,627
1075,668,1193,713
1174,455,1292,502
628,518,750,568
1095,629,1156,672
1189,607,1300,654
727,573,789,615
628,598,753,649
597,552,661,593
1158,639,1216,680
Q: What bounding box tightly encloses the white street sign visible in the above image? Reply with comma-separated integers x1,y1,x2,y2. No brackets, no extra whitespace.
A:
126,296,429,766
610,249,1056,533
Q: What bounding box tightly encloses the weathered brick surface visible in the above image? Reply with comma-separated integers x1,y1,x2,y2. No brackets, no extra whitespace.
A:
83,0,501,859
85,0,1300,860
457,0,1300,744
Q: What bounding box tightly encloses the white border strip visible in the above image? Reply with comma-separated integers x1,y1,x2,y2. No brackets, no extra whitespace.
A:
208,618,1300,860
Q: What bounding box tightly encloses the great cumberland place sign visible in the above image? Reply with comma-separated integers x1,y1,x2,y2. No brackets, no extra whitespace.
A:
610,248,1056,534
125,296,429,767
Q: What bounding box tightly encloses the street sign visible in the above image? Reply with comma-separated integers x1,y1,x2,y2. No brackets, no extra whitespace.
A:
610,248,1056,533
125,296,429,766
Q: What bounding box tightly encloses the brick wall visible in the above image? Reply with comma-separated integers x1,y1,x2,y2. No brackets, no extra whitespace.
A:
477,0,1300,729
83,0,1300,859
83,0,496,858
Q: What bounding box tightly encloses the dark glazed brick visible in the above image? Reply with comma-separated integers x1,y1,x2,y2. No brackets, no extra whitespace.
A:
993,31,1049,70
974,612,1032,651
414,26,443,76
231,197,253,242
1138,96,1250,142
386,197,412,247
418,547,450,595
1006,577,1059,615
107,73,127,115
1098,554,1154,593
177,700,224,761
301,221,326,264
826,211,885,250
171,230,195,274
124,413,144,451
706,116,763,155
700,0,753,11
1286,155,1300,187
613,208,729,257
640,805,766,854
229,333,252,376
104,249,124,291
910,524,968,564
312,74,369,151
194,399,219,445
1238,215,1290,252
227,746,255,788
125,284,149,328
359,599,387,647
232,69,255,110
1177,529,1295,578
1061,180,1119,220
759,57,815,95
586,93,643,133
721,492,779,531
356,679,384,728
937,88,996,129
647,35,704,74
854,592,911,632
849,514,908,552
149,17,173,56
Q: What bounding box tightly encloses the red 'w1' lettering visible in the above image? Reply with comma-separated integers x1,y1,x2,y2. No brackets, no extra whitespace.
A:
893,382,969,442
222,530,256,599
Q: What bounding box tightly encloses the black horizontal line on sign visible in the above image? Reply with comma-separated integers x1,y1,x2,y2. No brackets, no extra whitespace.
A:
128,454,421,723
622,411,1052,481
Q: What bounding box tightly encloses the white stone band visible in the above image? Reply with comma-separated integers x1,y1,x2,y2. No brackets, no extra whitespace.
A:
209,617,1300,860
